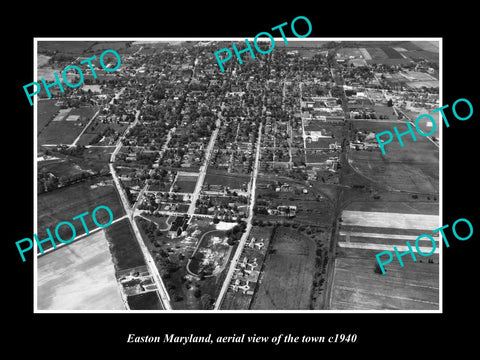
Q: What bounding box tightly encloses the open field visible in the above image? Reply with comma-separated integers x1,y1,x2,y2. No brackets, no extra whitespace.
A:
105,218,146,271
344,197,439,215
371,105,396,118
38,54,51,66
380,46,403,59
37,230,125,310
401,71,437,81
204,169,250,190
331,206,439,310
401,110,440,140
330,255,439,310
348,158,438,193
337,47,363,58
38,147,113,177
38,120,84,145
411,41,439,52
406,81,438,89
347,120,438,193
38,106,97,145
88,41,134,54
251,227,315,309
38,158,87,179
173,175,197,193
37,176,125,250
341,210,439,230
38,100,61,134
38,41,96,55
404,50,439,63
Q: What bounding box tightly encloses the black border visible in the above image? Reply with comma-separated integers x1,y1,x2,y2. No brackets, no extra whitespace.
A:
6,5,479,354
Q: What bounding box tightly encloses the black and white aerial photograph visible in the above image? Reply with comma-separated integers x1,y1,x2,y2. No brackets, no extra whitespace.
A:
6,5,478,355
34,39,440,311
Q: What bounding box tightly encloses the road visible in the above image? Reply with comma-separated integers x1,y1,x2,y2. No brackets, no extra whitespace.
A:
397,108,439,148
69,110,100,148
108,105,171,310
187,126,220,215
109,161,171,309
110,87,126,105
214,123,262,310
110,109,141,163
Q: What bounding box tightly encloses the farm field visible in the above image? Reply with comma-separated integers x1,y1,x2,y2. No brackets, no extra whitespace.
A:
401,109,440,140
38,157,87,180
37,67,63,82
411,41,439,52
38,99,61,134
337,47,363,58
340,210,439,231
406,81,438,89
38,106,97,146
362,47,411,65
38,120,84,145
331,207,439,310
347,120,439,193
37,230,125,310
404,50,439,63
105,218,146,271
344,195,439,215
330,255,439,310
37,175,125,251
38,41,96,55
251,227,316,310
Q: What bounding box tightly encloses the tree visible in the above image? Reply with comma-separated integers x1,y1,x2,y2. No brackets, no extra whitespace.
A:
374,262,384,274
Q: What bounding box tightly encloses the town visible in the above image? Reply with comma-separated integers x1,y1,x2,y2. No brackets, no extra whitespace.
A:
35,39,440,312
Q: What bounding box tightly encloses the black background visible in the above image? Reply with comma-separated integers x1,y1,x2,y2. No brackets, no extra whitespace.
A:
5,3,478,355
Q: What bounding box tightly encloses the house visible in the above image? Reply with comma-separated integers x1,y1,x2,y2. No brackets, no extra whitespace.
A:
329,141,341,150
168,215,190,237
